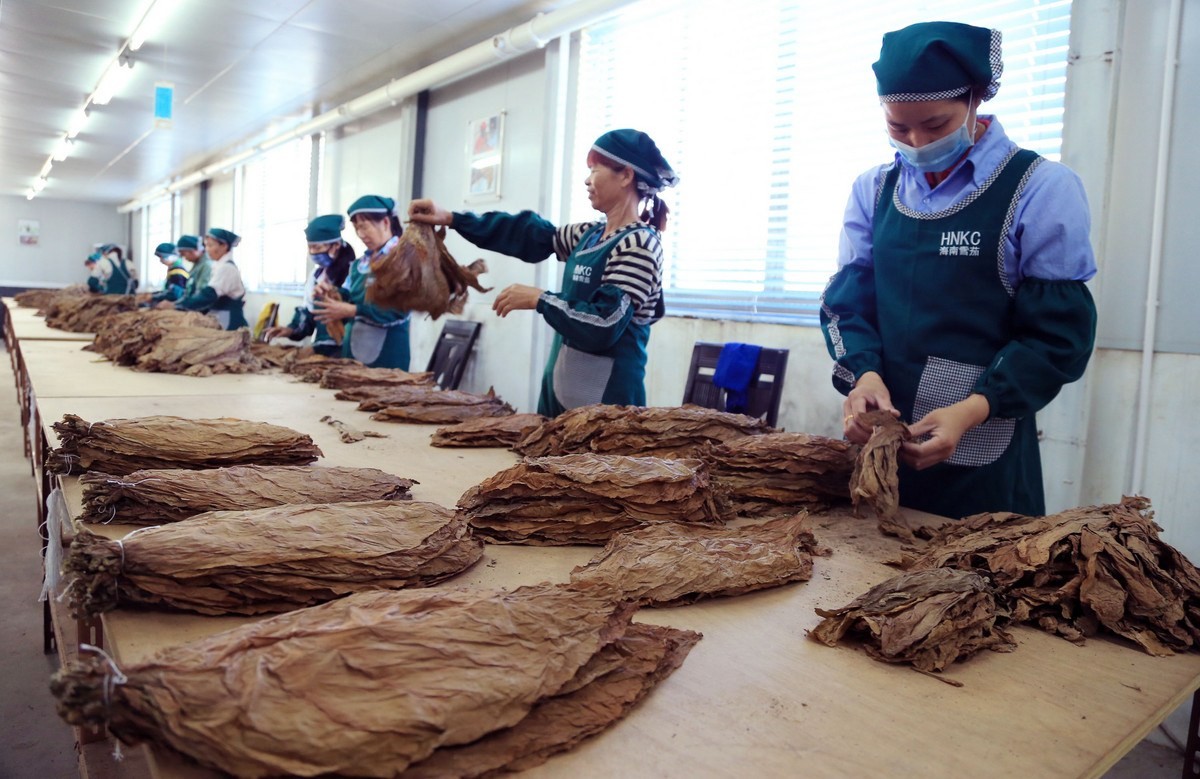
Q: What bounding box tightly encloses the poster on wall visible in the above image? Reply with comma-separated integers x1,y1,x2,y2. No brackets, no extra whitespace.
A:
18,219,40,246
466,112,504,202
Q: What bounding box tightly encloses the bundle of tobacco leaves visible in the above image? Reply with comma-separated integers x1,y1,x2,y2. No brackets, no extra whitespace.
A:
702,432,857,516
513,403,774,459
322,287,348,343
365,221,492,319
88,309,221,365
430,413,547,448
460,453,733,545
568,513,823,606
133,325,265,376
903,497,1200,656
51,584,698,777
317,364,436,390
48,414,322,476
810,567,1016,673
338,385,516,424
13,285,88,312
62,501,482,617
45,294,140,332
282,348,361,382
246,341,298,368
849,410,911,526
78,464,414,525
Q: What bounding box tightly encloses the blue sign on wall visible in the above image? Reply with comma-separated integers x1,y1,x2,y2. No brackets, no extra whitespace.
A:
154,82,173,128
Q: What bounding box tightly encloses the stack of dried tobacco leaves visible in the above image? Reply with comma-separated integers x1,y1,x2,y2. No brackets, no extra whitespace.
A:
431,413,546,448
133,326,265,376
13,285,88,312
513,403,773,458
63,501,482,616
282,348,362,382
365,221,492,319
702,433,856,516
317,364,436,390
88,309,220,365
78,464,414,525
849,410,911,523
569,513,823,606
48,414,322,475
810,567,1016,673
246,341,298,368
338,385,515,424
903,496,1200,656
51,584,699,777
460,453,732,544
45,294,140,332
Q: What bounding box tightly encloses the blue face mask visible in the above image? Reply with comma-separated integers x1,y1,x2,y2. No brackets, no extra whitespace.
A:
889,113,976,173
310,251,334,268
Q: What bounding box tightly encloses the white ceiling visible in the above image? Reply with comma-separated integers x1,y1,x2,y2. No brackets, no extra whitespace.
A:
0,0,559,203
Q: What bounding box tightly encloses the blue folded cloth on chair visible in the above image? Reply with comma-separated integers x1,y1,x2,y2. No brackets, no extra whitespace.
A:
712,342,762,415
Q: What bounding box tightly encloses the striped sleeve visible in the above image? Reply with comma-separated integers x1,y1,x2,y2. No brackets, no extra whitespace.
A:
552,222,599,261
600,228,663,309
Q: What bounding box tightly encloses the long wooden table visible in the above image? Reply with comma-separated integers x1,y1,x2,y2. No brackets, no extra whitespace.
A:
12,302,1200,778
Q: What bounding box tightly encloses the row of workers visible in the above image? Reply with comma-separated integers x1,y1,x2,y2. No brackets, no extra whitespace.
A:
83,22,1095,525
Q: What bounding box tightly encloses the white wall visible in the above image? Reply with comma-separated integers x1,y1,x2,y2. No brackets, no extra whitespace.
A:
0,195,127,287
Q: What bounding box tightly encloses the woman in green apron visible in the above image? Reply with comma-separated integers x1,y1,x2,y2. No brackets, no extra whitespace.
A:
173,228,248,330
264,214,354,356
820,22,1097,518
312,196,410,369
87,244,137,295
147,242,189,304
409,128,677,416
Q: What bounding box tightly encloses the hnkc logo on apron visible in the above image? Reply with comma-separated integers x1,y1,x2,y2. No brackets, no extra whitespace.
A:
938,230,983,257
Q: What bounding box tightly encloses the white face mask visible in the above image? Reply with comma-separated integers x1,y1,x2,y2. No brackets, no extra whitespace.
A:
889,111,976,173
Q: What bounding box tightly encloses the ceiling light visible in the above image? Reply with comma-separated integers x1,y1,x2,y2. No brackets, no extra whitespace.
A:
52,137,75,162
26,189,36,201
32,178,47,193
129,0,177,51
67,108,89,138
39,159,53,178
92,59,134,106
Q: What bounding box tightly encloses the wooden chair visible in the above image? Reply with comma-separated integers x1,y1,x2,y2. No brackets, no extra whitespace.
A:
426,320,481,390
681,341,789,427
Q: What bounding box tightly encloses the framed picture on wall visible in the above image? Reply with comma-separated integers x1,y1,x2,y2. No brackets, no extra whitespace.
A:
465,112,504,202
18,219,40,246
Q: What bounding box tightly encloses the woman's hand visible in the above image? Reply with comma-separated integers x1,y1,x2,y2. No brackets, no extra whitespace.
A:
312,298,357,324
153,300,175,311
842,371,899,444
408,199,453,226
492,284,544,317
263,326,294,341
901,394,991,470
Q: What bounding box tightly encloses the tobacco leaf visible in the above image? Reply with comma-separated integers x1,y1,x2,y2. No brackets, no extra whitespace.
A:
14,285,89,312
44,294,141,332
317,364,436,390
513,403,774,459
88,310,221,366
810,567,1016,672
337,385,515,424
903,497,1200,655
569,513,823,606
849,410,911,524
48,414,322,475
51,584,644,777
703,432,857,516
63,500,482,617
430,413,547,448
365,222,492,319
78,464,413,525
460,453,733,545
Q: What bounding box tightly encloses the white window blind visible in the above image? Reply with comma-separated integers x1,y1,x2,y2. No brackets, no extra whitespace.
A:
570,0,1073,324
236,137,314,293
141,194,175,288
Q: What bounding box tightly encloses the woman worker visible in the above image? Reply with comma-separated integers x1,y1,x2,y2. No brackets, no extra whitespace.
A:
820,21,1097,518
264,214,354,355
147,242,189,304
87,244,138,294
312,196,411,368
169,227,248,329
409,128,677,416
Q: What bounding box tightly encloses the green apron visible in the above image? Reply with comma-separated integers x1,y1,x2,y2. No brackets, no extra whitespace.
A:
342,254,410,369
539,224,653,416
104,257,136,295
179,256,212,302
873,148,1045,518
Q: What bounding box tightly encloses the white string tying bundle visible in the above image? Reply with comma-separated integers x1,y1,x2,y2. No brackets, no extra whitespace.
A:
39,488,69,602
79,643,127,762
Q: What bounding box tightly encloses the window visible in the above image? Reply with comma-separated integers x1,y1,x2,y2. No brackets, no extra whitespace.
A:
235,137,314,292
570,0,1073,324
142,194,175,289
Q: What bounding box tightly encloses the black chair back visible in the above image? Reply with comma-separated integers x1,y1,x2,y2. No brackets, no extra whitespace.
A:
426,320,481,390
681,341,789,427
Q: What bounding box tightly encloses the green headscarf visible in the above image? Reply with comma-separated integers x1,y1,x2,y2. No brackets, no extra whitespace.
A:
873,22,1002,103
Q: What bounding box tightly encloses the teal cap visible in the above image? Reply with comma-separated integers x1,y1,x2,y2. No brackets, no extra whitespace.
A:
176,235,201,250
154,242,176,257
873,22,1002,103
589,129,678,195
206,227,241,247
305,214,345,243
347,195,396,218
